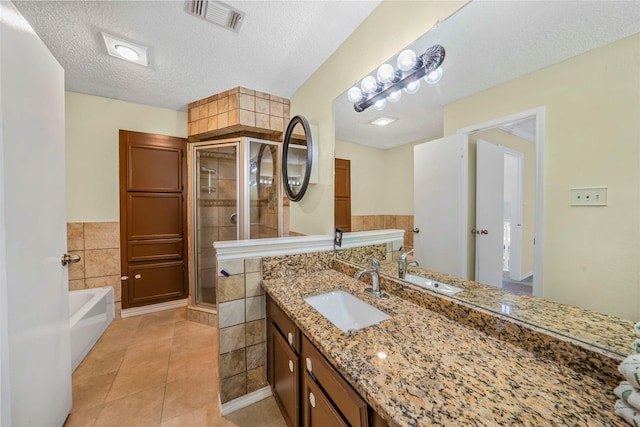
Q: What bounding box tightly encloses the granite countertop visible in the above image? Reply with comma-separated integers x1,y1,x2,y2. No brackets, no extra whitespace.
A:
373,259,635,357
262,269,623,427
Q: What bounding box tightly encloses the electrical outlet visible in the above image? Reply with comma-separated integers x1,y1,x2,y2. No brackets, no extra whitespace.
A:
570,187,607,206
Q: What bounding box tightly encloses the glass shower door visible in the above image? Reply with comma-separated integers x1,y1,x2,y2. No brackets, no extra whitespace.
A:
195,143,238,306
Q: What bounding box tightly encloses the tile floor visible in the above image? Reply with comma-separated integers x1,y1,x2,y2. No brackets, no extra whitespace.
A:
64,307,286,427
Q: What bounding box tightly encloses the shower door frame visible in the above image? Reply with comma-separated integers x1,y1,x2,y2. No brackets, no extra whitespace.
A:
187,137,283,309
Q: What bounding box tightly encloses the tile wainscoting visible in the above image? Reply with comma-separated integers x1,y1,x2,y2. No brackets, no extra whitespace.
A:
67,222,122,317
351,215,414,250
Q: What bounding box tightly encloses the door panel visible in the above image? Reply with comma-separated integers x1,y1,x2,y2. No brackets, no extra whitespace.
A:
334,158,351,232
127,193,183,239
127,261,185,304
272,327,299,427
302,372,349,427
413,135,469,278
128,145,183,192
475,139,504,288
120,130,188,309
1,3,71,424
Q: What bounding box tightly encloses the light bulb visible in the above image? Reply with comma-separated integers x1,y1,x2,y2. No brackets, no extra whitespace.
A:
397,49,417,71
404,80,420,94
347,86,363,103
373,98,387,111
424,67,443,84
376,64,395,83
115,45,140,61
387,89,402,103
361,76,378,94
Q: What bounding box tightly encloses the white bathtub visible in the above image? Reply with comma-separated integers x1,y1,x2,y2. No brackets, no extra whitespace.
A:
69,287,114,371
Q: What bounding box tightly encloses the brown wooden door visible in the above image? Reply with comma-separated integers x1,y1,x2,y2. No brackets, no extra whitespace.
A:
119,130,188,308
302,371,348,427
334,158,351,232
271,326,300,427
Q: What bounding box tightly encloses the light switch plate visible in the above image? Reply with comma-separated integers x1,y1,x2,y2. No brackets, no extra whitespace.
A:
571,187,607,206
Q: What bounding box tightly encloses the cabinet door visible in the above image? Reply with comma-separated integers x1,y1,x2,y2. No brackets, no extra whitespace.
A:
302,371,348,427
272,326,299,427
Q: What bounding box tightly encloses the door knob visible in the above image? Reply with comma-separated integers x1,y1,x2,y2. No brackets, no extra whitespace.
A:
413,228,420,233
61,253,81,266
480,229,489,235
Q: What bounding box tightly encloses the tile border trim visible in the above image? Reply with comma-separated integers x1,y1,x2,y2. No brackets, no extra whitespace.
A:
120,298,188,318
220,386,272,416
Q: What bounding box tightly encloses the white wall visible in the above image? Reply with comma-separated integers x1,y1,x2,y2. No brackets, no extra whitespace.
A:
65,92,187,222
290,1,466,234
443,34,640,320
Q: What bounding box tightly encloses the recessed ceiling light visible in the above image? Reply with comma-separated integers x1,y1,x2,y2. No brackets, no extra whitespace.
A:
370,117,396,127
101,32,149,66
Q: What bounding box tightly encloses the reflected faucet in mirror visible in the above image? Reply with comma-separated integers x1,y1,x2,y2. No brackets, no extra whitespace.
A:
398,249,418,279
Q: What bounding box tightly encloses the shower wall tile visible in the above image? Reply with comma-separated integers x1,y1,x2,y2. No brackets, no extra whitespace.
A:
220,373,246,403
245,295,265,322
246,342,266,370
245,272,263,297
187,308,209,325
84,248,120,278
67,222,123,318
218,274,245,303
244,258,261,273
83,222,119,250
246,365,267,393
245,319,265,347
220,348,246,379
219,299,245,328
218,226,237,241
220,324,246,354
67,223,84,251
218,259,244,276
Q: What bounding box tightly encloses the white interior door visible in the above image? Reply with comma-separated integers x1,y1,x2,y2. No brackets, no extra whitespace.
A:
1,3,72,426
413,134,468,278
475,139,504,287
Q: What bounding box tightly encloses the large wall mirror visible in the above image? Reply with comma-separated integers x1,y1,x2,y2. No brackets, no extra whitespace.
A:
282,115,313,202
333,1,640,356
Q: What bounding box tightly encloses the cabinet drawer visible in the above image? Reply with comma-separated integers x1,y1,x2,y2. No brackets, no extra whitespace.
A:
301,336,368,427
302,371,348,427
268,296,301,353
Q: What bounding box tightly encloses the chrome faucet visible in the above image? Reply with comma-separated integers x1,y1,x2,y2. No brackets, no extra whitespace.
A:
354,258,388,299
398,249,419,279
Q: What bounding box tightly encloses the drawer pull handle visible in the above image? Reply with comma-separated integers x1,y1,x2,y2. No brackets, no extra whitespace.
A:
288,360,294,373
287,332,293,346
309,392,316,408
306,357,313,373
134,274,142,279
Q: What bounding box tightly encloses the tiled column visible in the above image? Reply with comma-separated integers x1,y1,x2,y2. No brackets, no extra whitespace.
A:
217,257,267,403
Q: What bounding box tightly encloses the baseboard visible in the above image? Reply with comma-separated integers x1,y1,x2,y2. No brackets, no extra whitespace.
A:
121,298,188,318
220,386,272,416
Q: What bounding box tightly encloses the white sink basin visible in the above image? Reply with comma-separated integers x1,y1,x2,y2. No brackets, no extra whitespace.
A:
304,291,390,332
404,274,464,295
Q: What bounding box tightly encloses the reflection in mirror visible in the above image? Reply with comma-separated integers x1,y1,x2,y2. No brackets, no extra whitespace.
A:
251,141,279,238
333,1,640,356
282,115,312,202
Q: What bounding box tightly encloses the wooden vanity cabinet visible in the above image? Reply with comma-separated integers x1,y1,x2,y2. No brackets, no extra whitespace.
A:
267,295,388,427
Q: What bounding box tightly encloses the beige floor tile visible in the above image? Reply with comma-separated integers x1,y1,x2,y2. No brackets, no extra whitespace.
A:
160,402,221,427
71,372,117,413
224,397,285,427
120,338,172,370
133,322,176,345
106,358,169,402
73,349,126,381
95,385,165,427
138,309,179,330
162,373,217,420
174,307,187,322
64,402,103,427
92,330,136,354
172,328,215,353
167,346,217,383
174,319,215,337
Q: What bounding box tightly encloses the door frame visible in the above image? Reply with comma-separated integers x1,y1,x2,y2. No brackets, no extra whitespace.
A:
457,106,545,297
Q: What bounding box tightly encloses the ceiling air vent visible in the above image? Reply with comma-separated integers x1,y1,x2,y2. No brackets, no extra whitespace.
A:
186,0,245,33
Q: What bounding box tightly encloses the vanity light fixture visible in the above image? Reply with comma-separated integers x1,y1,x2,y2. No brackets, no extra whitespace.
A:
101,32,149,66
348,44,445,112
370,117,396,127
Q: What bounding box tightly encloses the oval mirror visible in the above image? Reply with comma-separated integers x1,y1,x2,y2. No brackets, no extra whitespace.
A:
282,115,312,202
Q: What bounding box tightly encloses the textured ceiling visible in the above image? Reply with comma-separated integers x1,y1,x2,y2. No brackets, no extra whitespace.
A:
335,1,640,149
13,0,380,111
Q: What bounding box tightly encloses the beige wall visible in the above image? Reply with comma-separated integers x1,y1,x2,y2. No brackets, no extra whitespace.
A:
290,1,466,235
335,140,415,216
444,34,640,319
65,91,188,222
